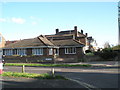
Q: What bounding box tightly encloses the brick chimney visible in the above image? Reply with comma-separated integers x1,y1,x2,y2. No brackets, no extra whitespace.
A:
74,26,77,39
56,29,59,34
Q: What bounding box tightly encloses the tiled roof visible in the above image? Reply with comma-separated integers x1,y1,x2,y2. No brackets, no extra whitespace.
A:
4,37,45,48
4,35,84,48
46,34,74,40
51,39,84,47
38,35,54,46
5,40,19,46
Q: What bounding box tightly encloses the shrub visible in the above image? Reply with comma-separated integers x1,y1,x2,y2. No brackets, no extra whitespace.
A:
85,50,91,53
85,53,94,56
112,45,120,50
99,48,117,60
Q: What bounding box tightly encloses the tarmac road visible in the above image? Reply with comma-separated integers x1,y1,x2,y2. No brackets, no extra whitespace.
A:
2,65,119,89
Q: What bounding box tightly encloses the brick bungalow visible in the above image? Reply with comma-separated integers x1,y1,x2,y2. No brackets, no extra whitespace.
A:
2,26,93,63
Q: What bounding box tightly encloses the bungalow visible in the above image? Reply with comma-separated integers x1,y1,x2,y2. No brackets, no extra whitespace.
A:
2,26,93,63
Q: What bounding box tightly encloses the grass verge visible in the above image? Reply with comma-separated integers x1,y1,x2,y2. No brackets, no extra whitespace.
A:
4,63,91,67
0,72,66,79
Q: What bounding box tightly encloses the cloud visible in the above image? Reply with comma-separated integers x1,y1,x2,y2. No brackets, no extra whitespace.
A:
30,16,35,19
32,21,37,25
11,17,26,24
0,18,6,22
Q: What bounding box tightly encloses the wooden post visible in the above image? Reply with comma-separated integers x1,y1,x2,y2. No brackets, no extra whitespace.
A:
22,65,25,73
51,68,55,77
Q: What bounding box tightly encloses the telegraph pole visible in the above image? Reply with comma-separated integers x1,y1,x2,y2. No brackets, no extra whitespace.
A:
118,1,120,45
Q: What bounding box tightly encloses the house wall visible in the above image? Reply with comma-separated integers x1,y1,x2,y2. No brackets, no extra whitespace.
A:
3,47,84,63
55,47,84,63
3,55,54,63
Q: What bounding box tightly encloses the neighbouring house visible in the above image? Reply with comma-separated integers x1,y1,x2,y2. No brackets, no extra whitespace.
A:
5,40,19,46
0,33,6,59
2,26,96,63
46,26,98,52
0,33,6,48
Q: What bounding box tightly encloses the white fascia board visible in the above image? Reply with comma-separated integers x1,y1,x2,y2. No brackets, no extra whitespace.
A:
3,45,85,49
59,45,84,48
3,46,59,49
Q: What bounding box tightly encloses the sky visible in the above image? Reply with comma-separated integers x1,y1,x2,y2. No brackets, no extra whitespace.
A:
0,1,119,48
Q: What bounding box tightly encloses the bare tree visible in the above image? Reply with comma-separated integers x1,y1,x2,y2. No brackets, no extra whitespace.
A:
104,42,110,48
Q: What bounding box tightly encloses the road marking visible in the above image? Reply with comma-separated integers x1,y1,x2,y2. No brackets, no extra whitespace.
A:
81,70,119,73
66,77,101,90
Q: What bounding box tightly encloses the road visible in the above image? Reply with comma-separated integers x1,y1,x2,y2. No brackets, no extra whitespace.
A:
3,66,120,89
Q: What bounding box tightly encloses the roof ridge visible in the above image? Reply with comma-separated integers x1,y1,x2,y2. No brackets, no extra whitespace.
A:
38,35,54,46
73,39,85,45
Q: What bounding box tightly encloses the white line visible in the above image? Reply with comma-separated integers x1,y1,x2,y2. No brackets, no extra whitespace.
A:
66,77,100,90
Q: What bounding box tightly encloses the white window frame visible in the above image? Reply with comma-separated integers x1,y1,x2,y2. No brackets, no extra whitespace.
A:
32,48,43,55
4,49,13,56
65,47,76,54
49,48,53,55
17,49,26,56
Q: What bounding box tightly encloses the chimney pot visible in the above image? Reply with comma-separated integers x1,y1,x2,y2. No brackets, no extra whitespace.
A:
81,30,83,34
74,26,77,30
56,29,59,34
85,33,88,36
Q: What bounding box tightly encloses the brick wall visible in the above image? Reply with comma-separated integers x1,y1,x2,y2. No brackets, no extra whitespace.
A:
3,47,84,63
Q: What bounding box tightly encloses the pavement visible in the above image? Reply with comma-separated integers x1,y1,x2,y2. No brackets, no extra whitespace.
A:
65,61,119,67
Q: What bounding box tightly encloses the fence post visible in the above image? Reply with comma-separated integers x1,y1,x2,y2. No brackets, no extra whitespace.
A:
22,65,25,73
51,68,55,77
0,61,3,74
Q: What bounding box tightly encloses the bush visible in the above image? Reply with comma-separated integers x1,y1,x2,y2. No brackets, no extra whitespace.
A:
85,53,94,56
85,50,91,53
112,45,120,50
93,51,100,55
99,48,117,60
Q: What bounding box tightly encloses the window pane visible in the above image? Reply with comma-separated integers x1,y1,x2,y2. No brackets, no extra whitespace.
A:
32,48,43,55
49,48,53,55
65,47,76,54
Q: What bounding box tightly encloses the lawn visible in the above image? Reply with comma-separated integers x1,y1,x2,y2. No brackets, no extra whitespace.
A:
4,63,92,67
0,71,66,79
